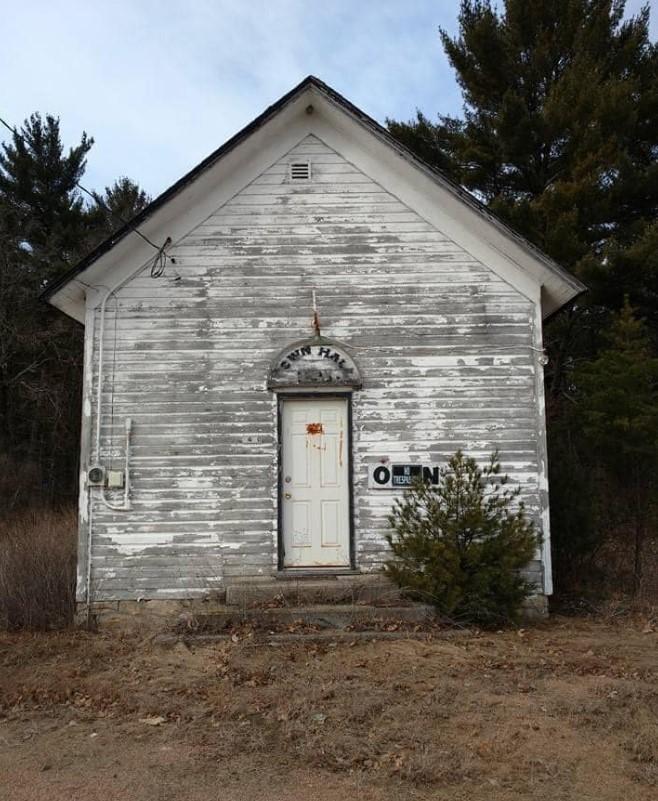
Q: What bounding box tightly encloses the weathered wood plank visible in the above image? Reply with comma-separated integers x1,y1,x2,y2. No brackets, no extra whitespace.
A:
83,133,546,601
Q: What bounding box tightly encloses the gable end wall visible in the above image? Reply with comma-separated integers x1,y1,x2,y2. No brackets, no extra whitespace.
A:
79,134,547,602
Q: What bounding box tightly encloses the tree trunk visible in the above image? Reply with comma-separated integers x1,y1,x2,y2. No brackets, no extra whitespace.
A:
632,469,646,599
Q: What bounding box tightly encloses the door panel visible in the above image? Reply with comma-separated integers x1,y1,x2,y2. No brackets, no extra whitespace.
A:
321,500,340,546
281,398,350,567
291,501,311,547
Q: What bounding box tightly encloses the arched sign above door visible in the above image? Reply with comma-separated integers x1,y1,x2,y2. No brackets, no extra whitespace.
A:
268,337,362,390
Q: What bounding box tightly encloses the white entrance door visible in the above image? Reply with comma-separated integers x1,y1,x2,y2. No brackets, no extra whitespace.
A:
281,398,350,567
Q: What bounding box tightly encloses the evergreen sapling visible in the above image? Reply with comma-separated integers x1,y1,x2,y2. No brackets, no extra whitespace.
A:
384,451,541,626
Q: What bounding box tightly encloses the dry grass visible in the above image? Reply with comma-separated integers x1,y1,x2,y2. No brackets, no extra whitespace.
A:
0,506,77,630
0,617,656,800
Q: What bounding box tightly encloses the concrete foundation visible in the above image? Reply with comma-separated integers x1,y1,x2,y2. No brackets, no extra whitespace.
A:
77,583,549,631
521,593,550,621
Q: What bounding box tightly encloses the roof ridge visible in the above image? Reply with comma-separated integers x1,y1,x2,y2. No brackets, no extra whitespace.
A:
42,75,586,313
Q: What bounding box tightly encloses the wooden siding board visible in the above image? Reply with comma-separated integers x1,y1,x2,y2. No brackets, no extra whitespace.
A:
84,134,547,600
76,305,95,603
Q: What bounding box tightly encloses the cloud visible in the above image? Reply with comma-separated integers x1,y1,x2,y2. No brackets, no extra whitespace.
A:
0,1,459,194
1,1,654,197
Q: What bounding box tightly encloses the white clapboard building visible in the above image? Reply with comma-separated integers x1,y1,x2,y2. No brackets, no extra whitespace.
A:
44,77,585,616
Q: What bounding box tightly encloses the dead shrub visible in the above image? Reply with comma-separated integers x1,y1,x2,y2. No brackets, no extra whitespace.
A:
0,507,77,630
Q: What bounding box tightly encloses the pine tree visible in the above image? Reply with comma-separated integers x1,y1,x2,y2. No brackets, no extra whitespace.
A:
88,177,151,243
388,1,658,597
0,116,89,505
0,113,93,276
385,451,540,625
0,115,149,508
390,1,658,272
575,300,658,594
584,221,658,337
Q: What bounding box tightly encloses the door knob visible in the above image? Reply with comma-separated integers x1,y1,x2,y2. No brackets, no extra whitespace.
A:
284,492,292,499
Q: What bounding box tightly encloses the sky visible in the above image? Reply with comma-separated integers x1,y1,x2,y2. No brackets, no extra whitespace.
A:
1,0,656,199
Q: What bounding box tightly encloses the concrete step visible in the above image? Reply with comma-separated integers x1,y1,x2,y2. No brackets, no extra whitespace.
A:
180,603,435,633
224,574,402,608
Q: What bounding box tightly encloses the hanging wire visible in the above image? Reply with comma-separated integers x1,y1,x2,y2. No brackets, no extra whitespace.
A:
0,113,174,274
150,236,173,277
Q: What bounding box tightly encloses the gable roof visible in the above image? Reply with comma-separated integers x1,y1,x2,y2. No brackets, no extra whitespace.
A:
43,75,586,321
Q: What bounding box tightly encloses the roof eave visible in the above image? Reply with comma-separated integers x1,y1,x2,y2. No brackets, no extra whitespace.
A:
306,78,586,316
42,75,323,308
44,74,586,320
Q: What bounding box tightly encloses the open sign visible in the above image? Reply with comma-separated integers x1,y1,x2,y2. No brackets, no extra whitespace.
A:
368,463,440,489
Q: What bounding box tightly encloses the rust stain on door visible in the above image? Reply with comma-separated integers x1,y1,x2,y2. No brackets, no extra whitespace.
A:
306,422,323,435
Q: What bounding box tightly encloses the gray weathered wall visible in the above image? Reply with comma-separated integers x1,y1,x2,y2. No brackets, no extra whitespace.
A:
83,134,544,601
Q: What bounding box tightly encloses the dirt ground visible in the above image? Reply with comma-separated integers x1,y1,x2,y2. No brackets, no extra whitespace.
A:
0,616,656,801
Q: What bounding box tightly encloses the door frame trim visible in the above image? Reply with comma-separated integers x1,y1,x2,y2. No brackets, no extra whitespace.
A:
276,392,355,571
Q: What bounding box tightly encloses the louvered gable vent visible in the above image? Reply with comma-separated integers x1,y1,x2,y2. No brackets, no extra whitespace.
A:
289,161,311,181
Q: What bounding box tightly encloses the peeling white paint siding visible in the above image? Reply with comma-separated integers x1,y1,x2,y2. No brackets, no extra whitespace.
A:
84,135,545,600
77,304,95,602
533,298,553,594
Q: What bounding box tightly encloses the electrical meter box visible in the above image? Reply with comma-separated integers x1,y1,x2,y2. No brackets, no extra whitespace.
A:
107,470,125,489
